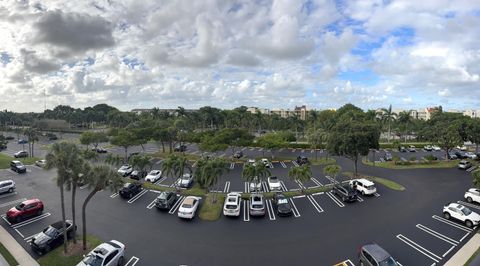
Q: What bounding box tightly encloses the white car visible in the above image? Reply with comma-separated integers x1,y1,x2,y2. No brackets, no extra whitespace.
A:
76,240,125,266
35,159,47,168
117,164,133,177
349,179,377,196
223,192,241,217
465,188,480,204
249,177,262,192
443,203,480,228
145,170,162,182
465,152,477,160
458,160,472,170
176,173,194,188
457,145,467,151
177,196,201,219
267,176,281,191
261,158,271,168
0,180,15,194
432,145,441,151
247,159,256,166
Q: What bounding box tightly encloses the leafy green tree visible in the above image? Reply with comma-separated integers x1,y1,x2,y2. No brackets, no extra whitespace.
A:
110,130,136,161
288,164,312,193
80,131,108,150
194,158,229,202
434,123,462,160
467,119,480,153
323,164,341,182
129,155,152,174
256,133,288,158
105,153,123,167
378,105,396,143
241,161,271,188
160,154,192,189
23,127,39,157
397,110,412,142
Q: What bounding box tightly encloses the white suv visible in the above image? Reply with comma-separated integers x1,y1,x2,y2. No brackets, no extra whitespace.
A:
76,240,125,266
267,176,281,191
0,180,15,194
349,179,376,195
443,203,480,228
465,188,480,204
223,192,241,217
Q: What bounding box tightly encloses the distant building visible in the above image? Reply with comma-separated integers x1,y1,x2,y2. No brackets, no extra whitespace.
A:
294,105,308,120
246,107,270,115
131,108,153,114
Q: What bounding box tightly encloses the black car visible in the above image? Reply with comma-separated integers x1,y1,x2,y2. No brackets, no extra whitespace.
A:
30,220,76,255
384,152,393,161
5,136,14,140
0,142,6,150
119,182,142,199
272,193,293,217
10,161,27,174
155,191,178,210
130,170,147,180
46,133,58,141
455,151,468,159
17,139,28,144
174,145,187,152
233,151,243,159
296,156,309,165
332,184,357,202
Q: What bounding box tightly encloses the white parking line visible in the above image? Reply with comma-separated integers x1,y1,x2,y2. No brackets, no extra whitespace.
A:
457,201,480,211
241,147,247,151
356,195,364,202
293,195,306,199
249,147,255,151
0,192,18,200
229,163,235,169
169,196,184,214
262,181,270,193
373,192,381,197
223,182,230,193
280,181,288,192
289,198,300,217
396,234,441,263
0,198,27,208
301,149,305,153
416,224,459,246
125,256,140,266
280,161,287,168
460,231,471,242
292,149,296,153
258,148,263,152
127,189,149,204
443,246,455,258
219,153,226,158
325,175,339,184
326,192,345,207
110,192,118,198
432,215,472,232
244,182,250,193
311,178,323,186
295,180,307,190
154,176,167,185
310,149,314,153
266,199,276,221
15,228,24,238
306,195,324,213
13,213,51,229
243,200,250,222
24,234,36,242
146,198,157,209
79,184,89,190
291,160,299,167
312,192,324,196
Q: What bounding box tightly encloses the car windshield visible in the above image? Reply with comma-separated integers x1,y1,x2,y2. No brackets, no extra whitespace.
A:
365,185,375,190
123,183,131,188
182,204,192,208
270,177,279,183
82,254,103,266
378,257,398,266
461,207,472,215
15,203,25,210
43,226,57,237
278,198,288,204
252,204,263,208
158,192,168,200
150,171,159,175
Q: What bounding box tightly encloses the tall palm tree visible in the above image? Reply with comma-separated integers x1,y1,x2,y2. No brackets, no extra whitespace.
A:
161,154,191,189
241,161,271,189
23,127,39,157
378,105,397,143
308,110,318,132
81,165,123,250
195,158,229,203
288,164,312,193
397,110,412,143
324,164,341,182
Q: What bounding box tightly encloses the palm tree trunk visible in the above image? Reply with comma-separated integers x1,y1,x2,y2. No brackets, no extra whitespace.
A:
388,122,391,143
353,155,358,177
60,184,68,254
82,189,98,250
71,184,77,244
161,141,165,153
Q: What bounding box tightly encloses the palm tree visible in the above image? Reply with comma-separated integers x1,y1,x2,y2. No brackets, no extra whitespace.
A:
378,105,397,143
397,110,412,143
45,142,80,253
323,164,341,182
288,165,312,193
241,161,271,189
81,165,123,250
195,158,229,203
23,127,39,157
129,155,152,174
105,153,123,167
308,110,318,132
161,154,192,189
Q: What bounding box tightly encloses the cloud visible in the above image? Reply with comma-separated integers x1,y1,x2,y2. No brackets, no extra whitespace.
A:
20,49,59,74
438,88,451,97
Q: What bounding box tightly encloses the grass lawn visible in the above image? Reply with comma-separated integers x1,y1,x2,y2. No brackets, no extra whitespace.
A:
0,242,18,266
309,157,336,166
199,194,225,221
0,153,40,169
362,157,462,169
343,172,405,191
37,235,103,266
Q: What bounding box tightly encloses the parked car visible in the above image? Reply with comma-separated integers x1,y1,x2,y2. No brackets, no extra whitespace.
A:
432,145,441,151
349,179,377,196
296,156,309,165
272,193,293,217
17,139,28,144
0,142,6,150
249,194,265,217
5,136,14,140
332,184,357,202
76,240,125,266
46,134,58,141
455,151,468,159
6,199,44,223
119,182,142,199
358,243,398,266
247,159,256,166
267,176,281,191
465,152,477,160
457,145,467,151
465,188,480,204
448,152,458,160
129,170,147,180
233,151,243,159
14,150,28,158
177,196,200,219
30,220,76,254
155,191,178,210
249,177,262,192
458,160,472,170
176,173,194,188
145,170,162,183
117,164,133,177
223,192,241,217
174,145,187,152
443,203,480,228
424,145,433,151
10,160,26,173
407,145,416,152
261,158,271,168
0,180,15,194
92,147,107,153
35,159,47,168
384,152,393,161
398,146,407,152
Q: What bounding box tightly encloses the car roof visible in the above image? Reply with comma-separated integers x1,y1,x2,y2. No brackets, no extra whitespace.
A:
23,199,41,204
362,243,391,261
469,188,480,193
353,178,374,186
459,160,469,163
0,180,13,184
183,197,197,205
11,160,21,164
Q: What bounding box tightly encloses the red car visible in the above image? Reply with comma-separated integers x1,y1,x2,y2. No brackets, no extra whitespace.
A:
6,199,44,223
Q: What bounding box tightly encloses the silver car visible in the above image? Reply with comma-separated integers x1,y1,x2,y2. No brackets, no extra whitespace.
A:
0,180,15,194
249,194,265,216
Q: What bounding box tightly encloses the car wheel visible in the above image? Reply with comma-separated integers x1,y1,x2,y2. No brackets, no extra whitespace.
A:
45,245,51,253
361,191,365,196
117,256,124,266
129,193,133,198
37,209,43,215
15,216,22,223
443,212,451,220
467,197,473,203
8,188,13,193
359,261,364,266
466,220,473,228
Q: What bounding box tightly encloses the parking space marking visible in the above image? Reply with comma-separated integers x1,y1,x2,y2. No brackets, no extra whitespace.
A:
169,196,184,214
289,199,300,217
79,184,89,190
311,178,323,186
24,234,36,242
325,175,339,184
219,153,226,158
373,192,380,197
280,161,287,168
306,195,324,213
229,163,235,169
293,195,306,199
125,256,140,266
146,198,157,209
334,259,355,266
295,180,306,190
291,149,296,153
11,213,51,229
258,148,263,152
0,192,18,200
291,160,299,167
241,147,247,151
466,166,477,172
244,182,250,193
460,231,471,242
312,192,324,196
266,199,276,221
223,182,230,193
432,215,472,233
127,189,149,204
326,192,345,207
249,147,255,151
416,224,459,246
262,181,270,193
243,200,250,222
154,176,167,186
110,192,119,198
356,195,364,202
457,201,480,211
443,246,455,258
0,198,27,208
280,181,288,192
396,234,441,263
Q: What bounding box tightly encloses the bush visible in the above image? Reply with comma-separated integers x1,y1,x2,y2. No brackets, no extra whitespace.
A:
409,156,417,161
424,154,437,161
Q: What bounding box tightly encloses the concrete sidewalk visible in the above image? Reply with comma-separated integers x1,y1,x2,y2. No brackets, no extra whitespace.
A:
0,225,39,266
444,232,480,266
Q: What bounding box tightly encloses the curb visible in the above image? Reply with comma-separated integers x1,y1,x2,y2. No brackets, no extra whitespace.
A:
444,232,480,266
0,225,39,266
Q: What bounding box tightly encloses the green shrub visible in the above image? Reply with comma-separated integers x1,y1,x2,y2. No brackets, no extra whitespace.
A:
424,154,436,161
409,156,417,161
